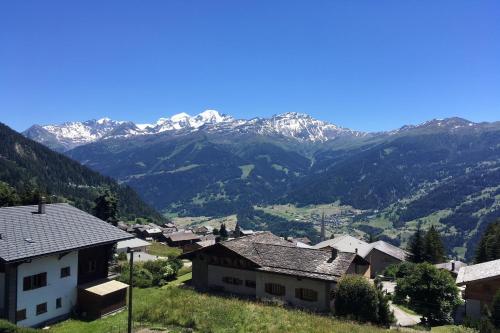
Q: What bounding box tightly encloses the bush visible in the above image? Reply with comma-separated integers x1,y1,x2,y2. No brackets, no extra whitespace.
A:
0,319,37,332
117,252,127,261
143,259,182,286
118,262,154,288
382,262,416,279
334,275,394,326
118,258,183,288
394,262,462,325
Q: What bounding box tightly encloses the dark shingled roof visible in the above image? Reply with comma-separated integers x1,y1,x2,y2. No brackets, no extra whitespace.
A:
254,243,357,281
0,203,133,262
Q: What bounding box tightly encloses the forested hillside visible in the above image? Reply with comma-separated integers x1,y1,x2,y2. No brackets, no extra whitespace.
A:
0,123,163,223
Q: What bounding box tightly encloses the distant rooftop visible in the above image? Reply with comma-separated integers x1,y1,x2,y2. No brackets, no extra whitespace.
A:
313,234,407,261
116,237,151,250
456,259,500,285
435,260,467,275
0,203,132,262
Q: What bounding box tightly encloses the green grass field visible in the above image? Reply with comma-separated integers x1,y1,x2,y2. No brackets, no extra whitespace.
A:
1,284,476,333
147,242,182,258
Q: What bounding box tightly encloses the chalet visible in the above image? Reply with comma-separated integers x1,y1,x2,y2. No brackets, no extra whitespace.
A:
0,203,133,327
192,225,214,235
161,223,177,234
181,232,370,312
136,225,163,241
456,259,500,319
165,231,201,251
313,235,407,277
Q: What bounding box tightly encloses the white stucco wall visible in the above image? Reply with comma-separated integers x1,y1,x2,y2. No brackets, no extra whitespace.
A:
16,251,78,327
256,271,332,311
207,265,257,296
0,272,5,312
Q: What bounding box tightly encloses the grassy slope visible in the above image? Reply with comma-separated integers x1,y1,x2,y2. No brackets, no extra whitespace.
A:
51,287,392,333
1,282,474,333
147,242,182,258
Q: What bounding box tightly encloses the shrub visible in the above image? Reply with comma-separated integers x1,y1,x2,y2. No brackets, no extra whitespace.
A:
0,319,37,333
117,252,127,261
334,275,394,326
382,262,416,279
118,262,154,288
394,262,461,325
143,259,181,286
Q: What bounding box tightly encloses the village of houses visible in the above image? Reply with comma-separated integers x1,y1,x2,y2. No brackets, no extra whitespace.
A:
0,201,499,332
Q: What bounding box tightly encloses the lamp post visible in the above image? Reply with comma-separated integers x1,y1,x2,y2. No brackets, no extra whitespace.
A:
127,248,134,333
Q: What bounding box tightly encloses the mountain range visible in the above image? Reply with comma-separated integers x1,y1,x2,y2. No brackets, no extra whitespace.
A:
0,122,163,223
24,110,367,152
23,111,500,260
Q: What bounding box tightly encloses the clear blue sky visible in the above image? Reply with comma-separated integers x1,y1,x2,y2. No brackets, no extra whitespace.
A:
1,0,499,132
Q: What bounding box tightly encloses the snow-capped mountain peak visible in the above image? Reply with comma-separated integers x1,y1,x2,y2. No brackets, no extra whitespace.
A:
23,110,362,151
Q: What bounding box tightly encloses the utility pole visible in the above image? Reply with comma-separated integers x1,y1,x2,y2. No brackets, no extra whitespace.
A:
127,248,134,333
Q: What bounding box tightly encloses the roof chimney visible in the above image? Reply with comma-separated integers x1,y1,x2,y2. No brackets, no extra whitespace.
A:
451,261,455,272
331,247,338,260
355,248,358,254
38,196,46,214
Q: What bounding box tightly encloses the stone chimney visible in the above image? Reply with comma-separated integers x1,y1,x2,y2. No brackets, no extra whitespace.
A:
38,196,46,214
331,247,338,260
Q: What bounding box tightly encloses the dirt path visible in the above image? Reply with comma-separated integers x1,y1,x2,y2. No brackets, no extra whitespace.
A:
389,303,421,327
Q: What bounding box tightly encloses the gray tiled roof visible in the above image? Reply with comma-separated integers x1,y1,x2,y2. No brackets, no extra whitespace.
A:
313,234,370,253
254,243,357,281
0,203,133,262
313,235,407,261
456,259,500,285
222,232,294,264
361,241,408,261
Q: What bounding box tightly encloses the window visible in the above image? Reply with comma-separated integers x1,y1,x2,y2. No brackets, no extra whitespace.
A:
264,283,285,296
222,276,243,285
36,302,47,315
16,309,26,321
245,280,256,288
23,273,47,291
295,288,318,302
60,266,71,278
56,298,62,309
88,260,97,273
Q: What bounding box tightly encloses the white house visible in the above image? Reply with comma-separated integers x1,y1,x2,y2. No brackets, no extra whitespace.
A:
0,202,132,327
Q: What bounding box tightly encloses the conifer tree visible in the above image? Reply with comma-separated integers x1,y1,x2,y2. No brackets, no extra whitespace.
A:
407,224,425,263
424,225,446,264
93,190,118,225
234,222,242,238
219,223,228,240
475,220,500,263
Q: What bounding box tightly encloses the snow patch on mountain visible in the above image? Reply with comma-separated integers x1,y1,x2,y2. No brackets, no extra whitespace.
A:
24,110,363,151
